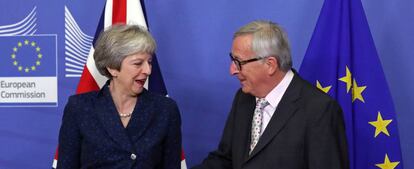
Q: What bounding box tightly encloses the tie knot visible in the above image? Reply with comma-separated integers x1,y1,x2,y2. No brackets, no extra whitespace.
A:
256,98,268,110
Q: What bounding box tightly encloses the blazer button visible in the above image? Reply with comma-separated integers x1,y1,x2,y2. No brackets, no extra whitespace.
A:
130,153,137,160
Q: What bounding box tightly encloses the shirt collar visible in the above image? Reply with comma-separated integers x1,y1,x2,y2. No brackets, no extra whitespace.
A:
258,70,294,108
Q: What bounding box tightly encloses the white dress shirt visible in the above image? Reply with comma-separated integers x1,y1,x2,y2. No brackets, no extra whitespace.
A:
258,70,294,135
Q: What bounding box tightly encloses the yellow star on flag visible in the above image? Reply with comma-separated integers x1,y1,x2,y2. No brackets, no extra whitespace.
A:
369,111,392,137
36,61,41,66
13,61,18,66
11,54,16,59
375,154,399,169
339,66,352,93
24,40,29,45
31,66,36,71
316,80,331,93
31,41,36,46
352,79,366,102
38,53,42,59
18,42,22,47
36,47,41,52
18,66,22,71
25,67,29,72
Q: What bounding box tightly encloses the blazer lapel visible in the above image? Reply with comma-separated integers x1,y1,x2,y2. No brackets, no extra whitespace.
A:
126,89,155,143
247,74,303,161
95,84,133,152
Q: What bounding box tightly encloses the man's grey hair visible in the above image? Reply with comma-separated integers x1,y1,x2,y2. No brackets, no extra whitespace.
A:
94,24,156,78
234,20,292,72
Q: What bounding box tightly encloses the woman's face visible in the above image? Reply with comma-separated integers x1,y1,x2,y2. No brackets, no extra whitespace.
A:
109,53,152,96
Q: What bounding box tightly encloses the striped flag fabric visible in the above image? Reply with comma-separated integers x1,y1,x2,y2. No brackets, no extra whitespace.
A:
53,0,187,168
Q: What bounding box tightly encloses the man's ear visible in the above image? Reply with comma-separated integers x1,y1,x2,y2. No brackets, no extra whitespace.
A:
266,56,279,75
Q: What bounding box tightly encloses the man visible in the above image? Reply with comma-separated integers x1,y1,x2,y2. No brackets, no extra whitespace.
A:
192,20,349,169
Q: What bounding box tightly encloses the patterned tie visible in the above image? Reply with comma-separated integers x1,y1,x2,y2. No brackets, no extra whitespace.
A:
250,98,269,154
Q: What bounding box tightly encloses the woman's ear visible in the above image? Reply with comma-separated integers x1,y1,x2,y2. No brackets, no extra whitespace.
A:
107,67,119,77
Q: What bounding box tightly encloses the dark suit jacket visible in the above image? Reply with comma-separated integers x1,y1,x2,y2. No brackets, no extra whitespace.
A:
193,72,349,169
57,83,182,169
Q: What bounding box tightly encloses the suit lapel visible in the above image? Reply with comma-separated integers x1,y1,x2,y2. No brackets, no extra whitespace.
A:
247,74,303,161
126,90,155,143
95,84,133,152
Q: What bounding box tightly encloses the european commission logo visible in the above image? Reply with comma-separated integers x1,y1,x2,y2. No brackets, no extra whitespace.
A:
11,39,43,73
0,36,56,77
0,6,57,107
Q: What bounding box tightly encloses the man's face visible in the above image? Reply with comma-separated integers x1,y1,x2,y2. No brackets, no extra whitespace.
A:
230,35,268,97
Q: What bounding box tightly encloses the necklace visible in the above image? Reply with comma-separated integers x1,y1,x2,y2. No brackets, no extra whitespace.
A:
119,111,133,118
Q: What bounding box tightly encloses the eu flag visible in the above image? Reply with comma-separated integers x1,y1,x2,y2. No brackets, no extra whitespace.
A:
299,0,403,168
0,35,56,77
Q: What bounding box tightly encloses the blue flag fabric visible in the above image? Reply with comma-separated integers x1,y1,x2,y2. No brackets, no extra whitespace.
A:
141,0,168,96
299,0,403,168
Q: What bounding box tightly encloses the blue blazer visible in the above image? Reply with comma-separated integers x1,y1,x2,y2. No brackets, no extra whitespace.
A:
57,83,182,169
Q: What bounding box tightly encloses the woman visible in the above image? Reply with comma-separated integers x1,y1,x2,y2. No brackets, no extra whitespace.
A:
57,24,182,169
